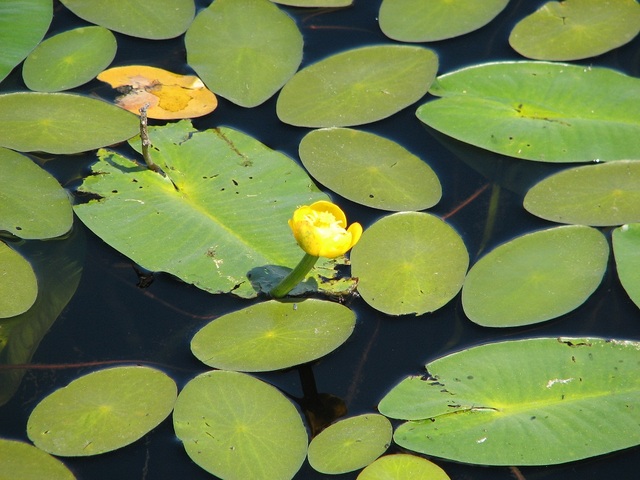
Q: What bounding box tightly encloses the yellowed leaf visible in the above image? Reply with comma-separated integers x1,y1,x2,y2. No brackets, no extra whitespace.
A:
97,65,217,119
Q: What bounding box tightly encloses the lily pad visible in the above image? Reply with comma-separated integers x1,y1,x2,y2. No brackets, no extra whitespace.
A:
173,370,308,480
22,26,117,92
299,128,441,211
0,92,139,154
273,0,351,6
191,299,356,372
277,45,438,127
613,223,640,309
73,120,329,298
357,454,451,480
509,0,640,61
379,337,640,466
0,438,75,480
0,242,37,318
462,225,608,327
59,0,195,39
308,414,392,474
379,0,509,42
417,61,640,162
185,0,303,107
0,0,52,83
0,147,73,239
523,160,640,226
351,212,469,316
27,366,177,456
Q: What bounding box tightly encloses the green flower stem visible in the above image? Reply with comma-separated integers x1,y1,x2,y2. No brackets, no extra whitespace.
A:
270,253,319,298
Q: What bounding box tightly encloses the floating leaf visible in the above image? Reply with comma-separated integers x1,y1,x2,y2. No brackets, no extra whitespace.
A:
191,299,355,372
0,242,37,318
299,128,441,211
379,0,509,42
509,0,640,61
379,337,640,466
308,414,392,474
27,366,177,456
58,0,195,39
0,438,75,480
0,0,52,83
613,223,640,309
73,120,329,298
185,0,302,107
417,62,640,162
462,225,608,327
351,212,468,315
273,0,351,6
277,45,438,127
523,160,640,226
0,147,73,239
22,26,117,92
357,454,451,480
97,65,217,119
173,370,308,480
0,92,139,154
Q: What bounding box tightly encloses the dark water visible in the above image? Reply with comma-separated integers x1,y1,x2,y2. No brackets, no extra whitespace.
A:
2,1,640,479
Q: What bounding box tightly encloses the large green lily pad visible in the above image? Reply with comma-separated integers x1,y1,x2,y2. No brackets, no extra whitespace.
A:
509,0,640,61
462,225,608,327
27,366,177,456
0,242,37,318
191,299,356,371
357,454,451,480
186,0,302,107
173,370,308,480
417,61,640,162
613,223,640,310
0,92,139,154
524,160,640,226
0,438,76,480
379,337,640,465
351,212,468,315
277,45,438,127
299,128,441,211
379,0,509,42
73,120,329,298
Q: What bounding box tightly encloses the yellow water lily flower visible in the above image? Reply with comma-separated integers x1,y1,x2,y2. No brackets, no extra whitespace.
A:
289,201,362,258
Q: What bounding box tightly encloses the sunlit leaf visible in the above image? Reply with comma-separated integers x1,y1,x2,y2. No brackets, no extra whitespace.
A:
299,128,441,211
186,0,303,107
357,454,451,480
524,160,640,226
0,242,37,318
273,0,351,5
0,147,73,239
379,337,640,465
0,92,139,154
0,0,52,83
462,225,608,327
308,414,392,474
58,0,195,39
173,370,308,480
351,212,468,315
27,366,177,456
417,61,640,162
0,439,75,480
22,26,117,92
613,223,640,310
379,0,509,42
509,0,640,61
277,45,438,127
191,299,356,372
97,65,217,119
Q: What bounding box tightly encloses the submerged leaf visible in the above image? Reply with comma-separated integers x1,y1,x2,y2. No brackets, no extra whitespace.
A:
0,242,37,318
613,223,640,310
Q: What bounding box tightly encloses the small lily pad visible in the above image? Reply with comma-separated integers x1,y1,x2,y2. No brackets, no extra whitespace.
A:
357,454,451,480
308,414,392,474
190,299,356,372
462,225,609,327
0,438,75,480
523,160,640,226
27,366,177,456
22,26,117,92
277,45,438,127
351,212,469,315
299,128,441,211
0,242,37,318
173,370,308,480
613,223,640,309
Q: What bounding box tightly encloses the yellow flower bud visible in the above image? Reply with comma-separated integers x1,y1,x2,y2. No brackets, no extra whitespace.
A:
288,201,362,259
